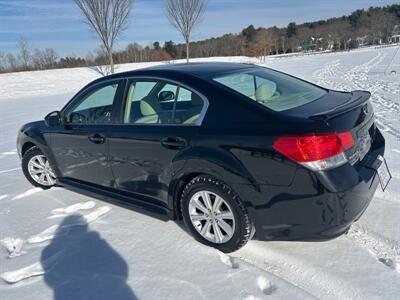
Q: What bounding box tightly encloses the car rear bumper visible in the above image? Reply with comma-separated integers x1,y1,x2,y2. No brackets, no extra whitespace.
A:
232,135,384,242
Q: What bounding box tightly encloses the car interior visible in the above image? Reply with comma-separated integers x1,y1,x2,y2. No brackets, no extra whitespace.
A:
124,81,204,125
213,70,327,112
65,80,204,126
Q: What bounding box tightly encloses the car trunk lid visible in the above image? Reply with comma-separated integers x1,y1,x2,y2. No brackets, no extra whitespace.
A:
277,89,376,168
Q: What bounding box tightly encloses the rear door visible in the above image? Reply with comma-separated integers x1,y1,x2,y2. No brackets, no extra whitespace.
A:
108,78,207,205
51,80,124,187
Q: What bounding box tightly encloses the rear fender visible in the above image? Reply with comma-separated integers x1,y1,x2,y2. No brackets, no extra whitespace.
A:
168,146,259,212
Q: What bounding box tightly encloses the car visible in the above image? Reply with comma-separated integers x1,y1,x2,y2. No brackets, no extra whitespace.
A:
17,62,387,253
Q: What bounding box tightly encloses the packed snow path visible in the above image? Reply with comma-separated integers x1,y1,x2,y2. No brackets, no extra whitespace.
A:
1,47,399,299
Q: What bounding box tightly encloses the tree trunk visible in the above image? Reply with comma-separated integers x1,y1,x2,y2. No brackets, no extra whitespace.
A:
109,48,114,74
186,40,189,63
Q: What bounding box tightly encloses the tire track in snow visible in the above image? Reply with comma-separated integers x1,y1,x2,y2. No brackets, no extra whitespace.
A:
347,224,400,273
233,244,364,300
314,52,400,139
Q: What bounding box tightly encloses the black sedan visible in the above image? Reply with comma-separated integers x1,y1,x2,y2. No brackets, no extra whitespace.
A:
17,62,387,252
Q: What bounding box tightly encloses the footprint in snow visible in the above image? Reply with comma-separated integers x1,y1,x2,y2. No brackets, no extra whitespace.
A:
12,188,43,200
219,252,239,269
0,150,17,158
242,296,262,300
0,251,62,284
1,238,24,258
49,201,96,219
257,276,276,295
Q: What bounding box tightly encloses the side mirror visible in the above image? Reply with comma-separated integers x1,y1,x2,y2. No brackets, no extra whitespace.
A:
158,91,175,102
44,111,61,127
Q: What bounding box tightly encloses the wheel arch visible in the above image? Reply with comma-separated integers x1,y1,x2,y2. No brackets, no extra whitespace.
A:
21,141,37,156
169,147,260,220
169,172,204,220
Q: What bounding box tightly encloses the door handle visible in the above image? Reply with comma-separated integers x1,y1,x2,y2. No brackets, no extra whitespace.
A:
88,134,106,144
161,136,187,149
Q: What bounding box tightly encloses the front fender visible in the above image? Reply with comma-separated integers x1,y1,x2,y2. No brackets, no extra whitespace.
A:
17,121,56,170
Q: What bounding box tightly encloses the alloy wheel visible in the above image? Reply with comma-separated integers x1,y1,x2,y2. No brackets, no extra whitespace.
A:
27,155,56,186
188,190,235,244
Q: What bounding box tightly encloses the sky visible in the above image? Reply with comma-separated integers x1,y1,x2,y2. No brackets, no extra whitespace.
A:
0,0,398,56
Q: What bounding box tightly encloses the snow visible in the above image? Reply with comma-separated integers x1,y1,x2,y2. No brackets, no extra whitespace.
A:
0,46,399,299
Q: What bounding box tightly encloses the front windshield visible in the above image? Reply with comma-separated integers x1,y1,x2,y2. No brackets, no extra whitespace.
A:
213,67,327,112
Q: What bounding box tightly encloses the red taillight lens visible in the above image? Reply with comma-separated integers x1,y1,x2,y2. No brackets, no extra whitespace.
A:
273,132,354,164
337,132,354,151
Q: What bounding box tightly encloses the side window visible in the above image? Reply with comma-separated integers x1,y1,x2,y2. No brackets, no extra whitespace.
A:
177,87,192,102
123,80,205,125
158,84,192,102
65,82,119,124
158,84,177,102
124,80,172,124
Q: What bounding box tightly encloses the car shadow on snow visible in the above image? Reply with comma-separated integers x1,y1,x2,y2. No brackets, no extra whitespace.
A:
40,215,137,300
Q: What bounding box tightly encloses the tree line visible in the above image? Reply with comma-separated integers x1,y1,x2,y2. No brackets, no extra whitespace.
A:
0,3,399,74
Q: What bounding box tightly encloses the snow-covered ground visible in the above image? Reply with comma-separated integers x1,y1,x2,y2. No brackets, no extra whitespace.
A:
0,46,399,299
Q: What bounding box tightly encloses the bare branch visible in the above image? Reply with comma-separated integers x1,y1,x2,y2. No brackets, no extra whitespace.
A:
165,0,206,62
74,0,134,73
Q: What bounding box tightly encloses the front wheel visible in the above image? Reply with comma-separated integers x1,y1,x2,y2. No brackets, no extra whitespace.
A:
180,175,253,253
22,147,56,189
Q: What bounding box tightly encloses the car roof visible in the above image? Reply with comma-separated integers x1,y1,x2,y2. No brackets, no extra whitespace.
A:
105,62,257,80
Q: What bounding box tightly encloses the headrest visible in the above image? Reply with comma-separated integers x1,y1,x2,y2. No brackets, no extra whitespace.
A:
255,81,277,101
140,101,156,116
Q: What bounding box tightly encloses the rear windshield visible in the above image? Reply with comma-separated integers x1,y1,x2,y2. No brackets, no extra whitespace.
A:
212,68,327,112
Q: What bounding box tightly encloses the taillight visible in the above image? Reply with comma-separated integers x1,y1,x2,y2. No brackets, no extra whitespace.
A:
273,132,354,171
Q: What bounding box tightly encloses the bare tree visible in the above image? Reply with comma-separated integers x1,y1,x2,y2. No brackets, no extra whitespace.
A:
165,0,205,63
0,52,6,72
6,53,18,71
17,37,31,70
32,48,59,70
74,0,134,73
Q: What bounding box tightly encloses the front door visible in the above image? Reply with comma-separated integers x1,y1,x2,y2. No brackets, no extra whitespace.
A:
108,79,206,205
51,80,123,187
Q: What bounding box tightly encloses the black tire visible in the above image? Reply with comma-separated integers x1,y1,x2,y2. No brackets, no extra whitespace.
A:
180,175,252,253
22,147,55,190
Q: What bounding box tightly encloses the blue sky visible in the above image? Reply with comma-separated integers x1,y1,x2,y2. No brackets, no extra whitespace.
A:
0,0,398,56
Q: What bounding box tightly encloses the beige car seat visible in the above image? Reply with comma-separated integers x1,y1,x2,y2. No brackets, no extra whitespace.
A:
255,81,277,101
183,93,203,124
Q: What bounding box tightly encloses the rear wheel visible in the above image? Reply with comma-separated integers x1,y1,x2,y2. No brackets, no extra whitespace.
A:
22,147,56,189
180,175,252,253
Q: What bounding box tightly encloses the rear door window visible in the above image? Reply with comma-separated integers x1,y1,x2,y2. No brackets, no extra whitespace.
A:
123,80,206,125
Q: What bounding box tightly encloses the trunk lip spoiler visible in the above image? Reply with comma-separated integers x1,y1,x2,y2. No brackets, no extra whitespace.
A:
310,90,371,121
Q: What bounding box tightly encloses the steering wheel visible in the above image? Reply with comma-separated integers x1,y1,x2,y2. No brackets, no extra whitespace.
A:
90,107,112,124
69,112,87,124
